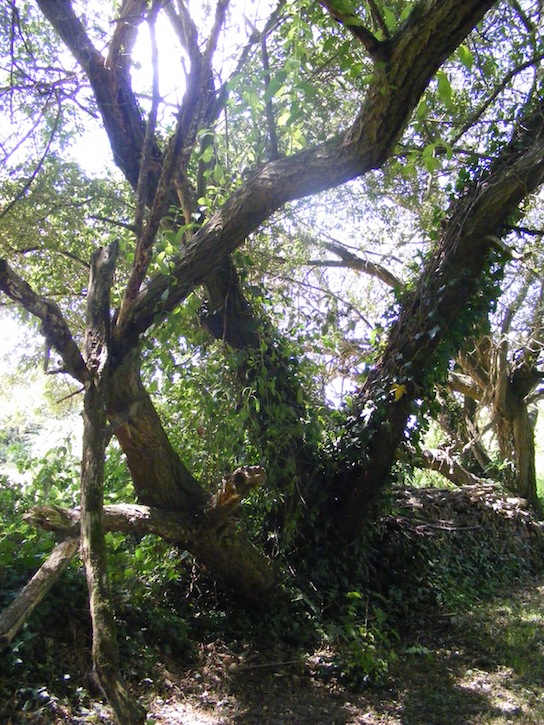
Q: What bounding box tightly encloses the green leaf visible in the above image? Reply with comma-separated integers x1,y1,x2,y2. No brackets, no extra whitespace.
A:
415,97,428,120
436,71,452,109
383,7,397,31
400,4,412,22
422,144,440,172
264,70,288,103
457,44,473,70
200,145,214,163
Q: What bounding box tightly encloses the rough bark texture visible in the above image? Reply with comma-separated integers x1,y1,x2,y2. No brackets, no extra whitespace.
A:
495,365,541,509
37,0,497,344
107,350,206,511
81,244,145,724
332,93,544,539
446,311,543,509
29,0,498,562
0,259,87,383
24,465,277,600
15,0,538,601
25,504,194,542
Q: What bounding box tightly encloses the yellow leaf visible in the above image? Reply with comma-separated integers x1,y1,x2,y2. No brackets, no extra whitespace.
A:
391,383,407,401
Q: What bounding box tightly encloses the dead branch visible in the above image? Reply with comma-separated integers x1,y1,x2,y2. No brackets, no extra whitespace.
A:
0,538,79,649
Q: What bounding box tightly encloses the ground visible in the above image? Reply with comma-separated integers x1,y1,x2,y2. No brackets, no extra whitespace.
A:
4,486,544,724
26,574,543,725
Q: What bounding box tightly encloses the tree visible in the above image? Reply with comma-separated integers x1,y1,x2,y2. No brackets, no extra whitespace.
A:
2,0,544,720
444,245,544,509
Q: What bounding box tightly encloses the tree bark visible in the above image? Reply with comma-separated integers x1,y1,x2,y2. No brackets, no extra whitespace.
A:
81,243,146,724
37,0,497,344
107,349,206,511
418,448,490,488
24,464,277,601
331,93,544,539
495,367,541,511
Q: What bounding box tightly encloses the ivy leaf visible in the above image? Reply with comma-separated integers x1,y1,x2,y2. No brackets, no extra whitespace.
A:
382,7,397,31
390,383,408,401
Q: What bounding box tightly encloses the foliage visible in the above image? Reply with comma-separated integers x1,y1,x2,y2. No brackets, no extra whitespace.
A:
323,591,399,684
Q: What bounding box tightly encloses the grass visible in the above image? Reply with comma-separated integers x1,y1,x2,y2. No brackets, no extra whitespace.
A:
534,405,544,505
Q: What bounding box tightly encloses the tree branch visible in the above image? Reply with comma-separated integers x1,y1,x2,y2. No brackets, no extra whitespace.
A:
106,0,147,79
318,240,404,288
417,447,490,488
332,88,544,537
261,34,279,160
0,259,88,383
25,488,278,600
0,538,79,649
81,240,146,723
118,0,497,340
320,0,387,59
447,371,484,400
451,50,544,146
117,7,161,322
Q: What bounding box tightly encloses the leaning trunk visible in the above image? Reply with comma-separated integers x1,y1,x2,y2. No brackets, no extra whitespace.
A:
107,347,277,598
329,94,544,540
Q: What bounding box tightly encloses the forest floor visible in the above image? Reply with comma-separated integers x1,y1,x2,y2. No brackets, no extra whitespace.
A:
6,582,544,725
38,573,542,725
141,576,544,725
5,486,544,724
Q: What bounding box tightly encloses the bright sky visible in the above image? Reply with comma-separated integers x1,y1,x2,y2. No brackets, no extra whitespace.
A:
0,315,33,372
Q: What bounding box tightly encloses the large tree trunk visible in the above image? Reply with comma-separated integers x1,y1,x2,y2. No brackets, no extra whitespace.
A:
330,94,544,540
81,243,146,724
107,349,206,511
495,374,540,511
105,349,278,597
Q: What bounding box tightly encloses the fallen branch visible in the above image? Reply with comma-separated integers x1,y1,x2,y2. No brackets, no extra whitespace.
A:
24,503,195,543
0,537,79,649
24,466,267,542
418,448,490,488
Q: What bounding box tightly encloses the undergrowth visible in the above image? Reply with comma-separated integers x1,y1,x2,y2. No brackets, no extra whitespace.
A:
1,466,544,719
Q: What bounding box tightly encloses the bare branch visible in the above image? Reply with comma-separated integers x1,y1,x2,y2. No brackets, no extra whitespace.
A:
164,0,200,63
0,538,79,649
207,0,286,125
0,259,87,383
317,240,403,288
448,371,484,400
418,447,490,487
106,0,147,78
134,5,161,240
203,0,230,65
36,0,161,190
452,51,544,146
116,8,162,322
26,497,277,599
